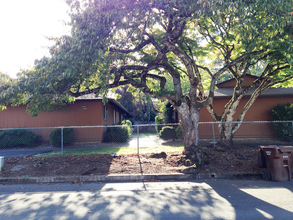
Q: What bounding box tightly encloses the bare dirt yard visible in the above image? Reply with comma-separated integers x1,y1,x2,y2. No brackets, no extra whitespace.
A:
1,144,292,179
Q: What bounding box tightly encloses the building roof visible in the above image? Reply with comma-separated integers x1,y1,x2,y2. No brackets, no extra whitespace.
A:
75,94,132,116
212,87,293,99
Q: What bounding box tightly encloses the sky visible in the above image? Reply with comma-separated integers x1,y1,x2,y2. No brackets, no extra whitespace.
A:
0,0,71,78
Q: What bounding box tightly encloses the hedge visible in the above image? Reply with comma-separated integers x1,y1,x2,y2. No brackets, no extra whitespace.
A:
104,120,133,143
0,129,41,148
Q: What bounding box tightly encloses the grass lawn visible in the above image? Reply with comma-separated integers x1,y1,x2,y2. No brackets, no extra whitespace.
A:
138,133,158,137
35,145,184,157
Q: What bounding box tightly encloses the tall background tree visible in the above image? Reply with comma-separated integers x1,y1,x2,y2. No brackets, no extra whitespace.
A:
1,0,293,164
115,85,156,122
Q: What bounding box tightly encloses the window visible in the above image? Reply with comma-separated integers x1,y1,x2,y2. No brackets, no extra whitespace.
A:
113,110,116,124
103,105,108,119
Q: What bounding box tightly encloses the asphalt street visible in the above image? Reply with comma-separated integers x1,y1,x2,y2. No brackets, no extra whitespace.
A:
0,179,292,220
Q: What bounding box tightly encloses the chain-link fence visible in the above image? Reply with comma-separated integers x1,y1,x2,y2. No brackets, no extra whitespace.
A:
1,121,293,156
0,121,293,178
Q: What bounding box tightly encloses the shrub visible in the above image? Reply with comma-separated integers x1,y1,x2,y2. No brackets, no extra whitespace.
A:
117,119,132,126
49,128,73,147
104,126,131,143
175,126,183,139
0,129,41,148
270,103,293,141
104,120,132,143
159,126,177,140
117,119,133,135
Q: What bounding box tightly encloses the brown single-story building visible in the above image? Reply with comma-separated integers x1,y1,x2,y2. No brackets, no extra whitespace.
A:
0,94,131,143
170,75,293,139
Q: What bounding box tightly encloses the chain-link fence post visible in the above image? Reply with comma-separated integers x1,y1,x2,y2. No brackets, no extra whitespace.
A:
137,125,139,156
61,127,64,156
212,122,216,148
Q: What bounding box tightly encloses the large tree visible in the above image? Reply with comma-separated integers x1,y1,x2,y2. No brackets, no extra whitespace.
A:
1,0,293,164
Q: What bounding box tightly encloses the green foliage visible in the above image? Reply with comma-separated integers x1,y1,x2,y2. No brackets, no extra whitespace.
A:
117,119,132,126
1,0,293,152
175,126,183,139
4,0,292,115
155,115,164,134
49,128,73,147
116,86,156,122
104,120,132,143
155,102,175,134
159,126,177,141
149,110,157,122
128,118,136,125
270,103,293,142
104,126,131,143
165,107,175,123
117,119,133,135
0,129,41,148
155,102,175,127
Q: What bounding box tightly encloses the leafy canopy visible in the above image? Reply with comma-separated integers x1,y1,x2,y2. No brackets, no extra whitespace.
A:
0,0,293,116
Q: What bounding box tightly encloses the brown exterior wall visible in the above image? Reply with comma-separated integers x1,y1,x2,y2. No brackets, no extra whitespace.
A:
0,100,127,143
199,97,293,139
217,75,258,88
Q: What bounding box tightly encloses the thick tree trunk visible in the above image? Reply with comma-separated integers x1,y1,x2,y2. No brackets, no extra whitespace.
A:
177,102,203,165
218,123,234,145
218,100,239,145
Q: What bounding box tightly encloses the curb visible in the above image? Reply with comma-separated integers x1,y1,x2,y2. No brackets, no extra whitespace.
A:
0,173,265,184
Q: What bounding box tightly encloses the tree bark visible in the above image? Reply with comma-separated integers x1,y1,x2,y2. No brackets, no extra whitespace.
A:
218,123,234,145
176,102,203,165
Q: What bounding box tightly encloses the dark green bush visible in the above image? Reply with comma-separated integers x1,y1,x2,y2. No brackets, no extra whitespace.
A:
159,126,177,140
104,126,131,143
117,119,133,135
270,103,293,142
104,120,132,143
175,126,183,139
128,118,136,125
0,129,41,148
49,128,73,147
